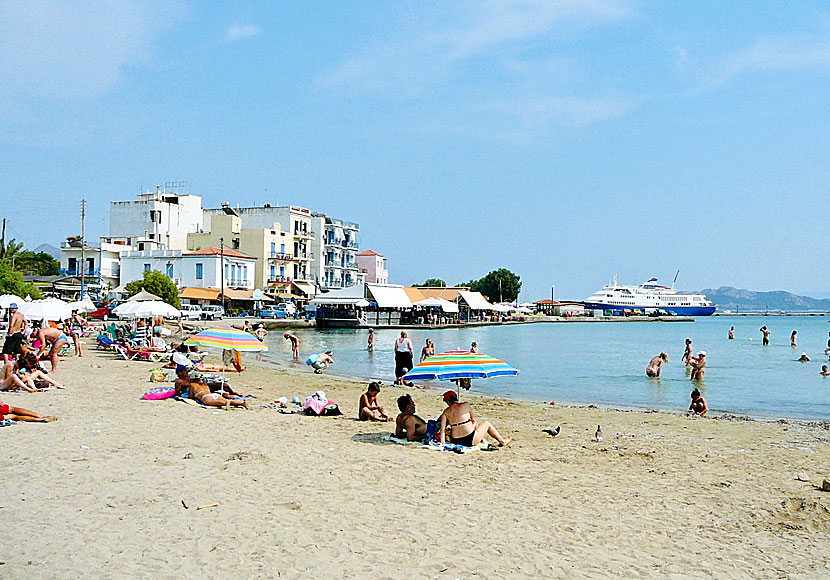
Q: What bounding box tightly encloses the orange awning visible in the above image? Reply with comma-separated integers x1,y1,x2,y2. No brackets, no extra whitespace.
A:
179,287,221,301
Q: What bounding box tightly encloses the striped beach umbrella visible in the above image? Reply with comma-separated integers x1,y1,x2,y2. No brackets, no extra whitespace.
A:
402,351,518,382
185,326,267,352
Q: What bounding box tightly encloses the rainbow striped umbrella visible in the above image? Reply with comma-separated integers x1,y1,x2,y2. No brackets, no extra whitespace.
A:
185,327,267,352
403,351,518,382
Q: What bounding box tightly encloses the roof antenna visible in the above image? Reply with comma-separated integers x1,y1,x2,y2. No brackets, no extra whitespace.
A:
672,269,680,289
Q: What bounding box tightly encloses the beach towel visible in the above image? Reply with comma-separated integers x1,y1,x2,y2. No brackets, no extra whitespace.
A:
380,434,481,453
302,396,343,416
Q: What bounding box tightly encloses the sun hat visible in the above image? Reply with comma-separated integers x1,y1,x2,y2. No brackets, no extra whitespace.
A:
9,303,17,309
698,351,707,356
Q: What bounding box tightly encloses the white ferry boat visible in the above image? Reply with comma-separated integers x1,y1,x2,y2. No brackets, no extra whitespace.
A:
584,276,716,316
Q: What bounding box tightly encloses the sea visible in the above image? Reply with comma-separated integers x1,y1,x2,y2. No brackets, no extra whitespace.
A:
260,315,830,421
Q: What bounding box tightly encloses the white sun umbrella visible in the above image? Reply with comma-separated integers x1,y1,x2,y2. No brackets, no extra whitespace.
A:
0,294,23,309
113,300,181,320
19,298,73,321
69,297,96,313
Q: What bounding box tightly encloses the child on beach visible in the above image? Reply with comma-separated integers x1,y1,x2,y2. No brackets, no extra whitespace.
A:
688,389,708,416
358,382,392,421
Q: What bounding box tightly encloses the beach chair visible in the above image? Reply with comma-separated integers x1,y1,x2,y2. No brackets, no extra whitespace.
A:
96,334,118,351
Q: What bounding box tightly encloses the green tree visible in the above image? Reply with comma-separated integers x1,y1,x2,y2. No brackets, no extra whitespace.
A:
474,269,521,303
457,279,481,292
0,259,41,299
14,251,60,276
419,278,447,287
0,238,24,261
125,270,181,308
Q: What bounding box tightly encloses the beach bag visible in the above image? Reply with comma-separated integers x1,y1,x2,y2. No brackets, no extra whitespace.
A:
149,369,167,383
423,420,440,444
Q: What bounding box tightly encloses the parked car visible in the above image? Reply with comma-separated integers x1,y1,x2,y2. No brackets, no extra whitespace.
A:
88,301,122,321
260,306,288,319
201,305,225,320
275,302,296,317
180,304,203,321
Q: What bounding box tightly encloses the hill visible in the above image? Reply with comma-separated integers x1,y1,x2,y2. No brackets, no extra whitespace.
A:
699,286,830,313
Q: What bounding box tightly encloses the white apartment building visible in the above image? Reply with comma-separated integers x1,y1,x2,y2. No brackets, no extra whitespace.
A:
119,248,255,290
309,214,361,289
110,186,203,251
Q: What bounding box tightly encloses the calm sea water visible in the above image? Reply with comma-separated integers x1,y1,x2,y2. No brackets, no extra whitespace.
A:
260,316,830,420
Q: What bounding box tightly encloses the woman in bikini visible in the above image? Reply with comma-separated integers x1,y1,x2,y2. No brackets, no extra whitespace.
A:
646,352,669,378
174,369,248,409
437,390,511,447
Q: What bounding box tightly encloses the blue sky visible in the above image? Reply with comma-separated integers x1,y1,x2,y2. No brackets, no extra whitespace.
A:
2,1,829,300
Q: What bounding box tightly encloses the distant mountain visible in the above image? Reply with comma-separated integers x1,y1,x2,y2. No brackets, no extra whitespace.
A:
34,243,60,260
699,286,830,312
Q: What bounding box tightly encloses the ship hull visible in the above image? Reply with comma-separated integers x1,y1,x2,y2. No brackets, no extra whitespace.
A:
584,303,716,316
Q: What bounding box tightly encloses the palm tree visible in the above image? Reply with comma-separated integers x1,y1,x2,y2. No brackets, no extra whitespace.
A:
0,238,23,262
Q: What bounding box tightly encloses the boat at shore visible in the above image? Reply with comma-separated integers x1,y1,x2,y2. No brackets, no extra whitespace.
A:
584,277,716,316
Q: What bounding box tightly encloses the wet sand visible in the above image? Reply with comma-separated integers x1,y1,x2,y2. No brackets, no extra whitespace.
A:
2,348,830,578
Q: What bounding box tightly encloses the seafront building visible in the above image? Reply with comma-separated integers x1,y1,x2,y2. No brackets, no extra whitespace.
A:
309,214,361,289
356,250,388,285
110,186,203,251
119,247,256,291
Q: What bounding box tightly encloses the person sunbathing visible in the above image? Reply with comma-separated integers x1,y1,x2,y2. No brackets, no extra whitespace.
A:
437,390,511,447
174,369,248,408
394,394,428,442
14,347,65,390
0,401,57,423
0,369,41,392
358,382,392,421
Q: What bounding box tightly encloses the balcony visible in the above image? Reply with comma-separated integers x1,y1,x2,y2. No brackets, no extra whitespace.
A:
268,275,289,284
344,261,358,270
293,229,312,239
269,252,293,261
60,268,99,277
294,252,312,261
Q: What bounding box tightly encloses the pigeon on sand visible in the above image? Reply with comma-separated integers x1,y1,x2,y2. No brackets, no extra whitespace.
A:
542,425,560,437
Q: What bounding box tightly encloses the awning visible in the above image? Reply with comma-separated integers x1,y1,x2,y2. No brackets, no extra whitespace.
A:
294,282,316,297
180,287,221,301
414,297,459,313
311,297,370,307
404,287,427,303
458,290,493,310
367,284,413,308
418,287,463,301
224,288,273,301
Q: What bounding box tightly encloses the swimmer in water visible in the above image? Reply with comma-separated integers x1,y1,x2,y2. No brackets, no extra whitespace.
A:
797,352,811,362
821,365,829,376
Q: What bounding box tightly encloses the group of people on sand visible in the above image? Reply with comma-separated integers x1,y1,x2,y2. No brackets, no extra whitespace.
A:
358,382,511,447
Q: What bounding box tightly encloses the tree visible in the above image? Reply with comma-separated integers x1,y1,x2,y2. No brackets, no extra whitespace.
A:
125,270,181,308
0,238,23,261
14,251,60,276
419,278,447,287
0,260,41,299
474,269,521,303
457,279,481,292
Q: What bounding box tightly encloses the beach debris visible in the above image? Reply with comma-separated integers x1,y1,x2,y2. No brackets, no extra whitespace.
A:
823,479,830,492
594,425,603,442
181,499,189,509
549,401,555,406
796,473,810,482
183,452,194,460
80,445,90,450
196,503,219,510
543,426,561,438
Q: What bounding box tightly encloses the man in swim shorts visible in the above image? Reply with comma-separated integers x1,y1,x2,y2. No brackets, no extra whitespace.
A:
2,304,26,364
438,390,511,448
174,369,248,408
394,394,428,442
760,326,770,346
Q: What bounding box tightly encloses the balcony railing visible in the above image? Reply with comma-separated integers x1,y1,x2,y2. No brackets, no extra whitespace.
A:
268,275,289,283
269,252,293,261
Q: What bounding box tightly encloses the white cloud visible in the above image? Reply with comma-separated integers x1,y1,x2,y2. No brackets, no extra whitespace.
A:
705,34,830,89
225,24,261,42
496,95,637,128
0,1,180,102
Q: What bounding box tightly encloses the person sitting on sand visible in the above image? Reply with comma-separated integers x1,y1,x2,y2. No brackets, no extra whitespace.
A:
12,348,65,390
394,394,428,442
284,333,300,361
646,352,669,377
0,367,41,392
690,351,707,381
310,351,333,374
821,365,829,376
358,382,392,421
0,401,57,423
174,369,248,408
798,352,811,362
688,388,708,416
438,390,511,447
34,325,70,372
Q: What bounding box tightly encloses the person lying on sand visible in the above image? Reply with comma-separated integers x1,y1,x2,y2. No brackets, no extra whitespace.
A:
646,352,669,377
438,390,511,447
358,382,392,421
688,388,708,416
0,369,40,392
394,394,428,442
174,369,248,409
0,401,57,423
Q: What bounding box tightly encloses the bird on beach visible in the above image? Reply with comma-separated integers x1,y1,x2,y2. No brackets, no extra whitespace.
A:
594,425,603,442
543,425,560,437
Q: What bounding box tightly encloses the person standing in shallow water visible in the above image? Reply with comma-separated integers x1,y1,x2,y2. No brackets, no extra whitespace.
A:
682,339,693,370
367,329,374,352
646,352,669,378
790,330,797,347
728,326,734,340
760,326,770,345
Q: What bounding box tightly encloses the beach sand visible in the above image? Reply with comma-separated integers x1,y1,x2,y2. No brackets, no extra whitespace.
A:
2,348,830,578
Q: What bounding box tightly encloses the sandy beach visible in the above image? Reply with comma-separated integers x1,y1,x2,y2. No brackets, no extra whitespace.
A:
3,348,830,579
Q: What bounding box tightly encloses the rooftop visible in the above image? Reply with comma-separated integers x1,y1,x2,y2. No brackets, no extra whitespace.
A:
184,247,255,260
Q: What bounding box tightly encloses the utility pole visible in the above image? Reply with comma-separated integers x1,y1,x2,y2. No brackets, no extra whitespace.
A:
1,217,6,258
80,199,86,300
220,237,225,311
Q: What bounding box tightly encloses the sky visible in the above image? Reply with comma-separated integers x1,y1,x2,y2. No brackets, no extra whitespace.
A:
1,1,829,301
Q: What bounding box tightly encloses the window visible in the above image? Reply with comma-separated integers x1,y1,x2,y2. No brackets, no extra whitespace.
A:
144,264,151,272
280,243,285,253
195,263,203,280
242,265,247,281
270,265,275,279
68,257,77,273
270,242,276,254
225,264,229,280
